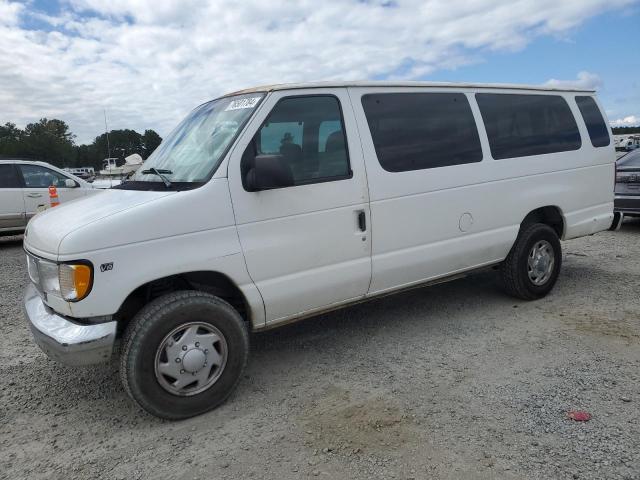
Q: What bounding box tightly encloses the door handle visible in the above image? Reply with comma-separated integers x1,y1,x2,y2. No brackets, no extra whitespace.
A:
26,193,43,198
357,210,366,232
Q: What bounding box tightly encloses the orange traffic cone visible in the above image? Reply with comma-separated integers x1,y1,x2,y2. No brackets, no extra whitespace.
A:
49,185,60,207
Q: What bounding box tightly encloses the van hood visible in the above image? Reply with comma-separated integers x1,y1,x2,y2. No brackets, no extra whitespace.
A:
24,189,175,257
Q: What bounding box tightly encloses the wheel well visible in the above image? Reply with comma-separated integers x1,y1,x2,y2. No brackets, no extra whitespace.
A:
115,271,249,334
521,206,564,238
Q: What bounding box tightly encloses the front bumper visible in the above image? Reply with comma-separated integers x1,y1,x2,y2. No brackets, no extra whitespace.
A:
24,284,117,366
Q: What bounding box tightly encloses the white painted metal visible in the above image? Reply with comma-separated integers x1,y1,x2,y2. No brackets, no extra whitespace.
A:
0,160,98,233
0,163,25,231
227,88,372,322
348,86,614,295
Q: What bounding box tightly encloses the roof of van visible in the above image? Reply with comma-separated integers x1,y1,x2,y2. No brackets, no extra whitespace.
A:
224,81,596,96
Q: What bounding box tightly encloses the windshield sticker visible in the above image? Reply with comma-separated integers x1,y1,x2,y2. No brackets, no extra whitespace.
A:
225,97,261,111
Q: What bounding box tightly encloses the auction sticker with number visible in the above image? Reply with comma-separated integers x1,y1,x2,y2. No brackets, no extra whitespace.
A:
225,97,262,111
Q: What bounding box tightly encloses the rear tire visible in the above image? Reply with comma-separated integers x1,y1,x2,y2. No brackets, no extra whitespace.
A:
120,291,249,420
500,223,562,300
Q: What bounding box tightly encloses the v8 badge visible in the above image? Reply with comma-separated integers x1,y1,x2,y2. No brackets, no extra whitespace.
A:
100,262,113,272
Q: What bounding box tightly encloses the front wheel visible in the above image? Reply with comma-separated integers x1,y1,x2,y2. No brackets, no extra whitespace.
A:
120,291,249,420
500,223,562,300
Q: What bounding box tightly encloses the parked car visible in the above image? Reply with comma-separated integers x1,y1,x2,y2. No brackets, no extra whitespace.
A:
64,166,95,180
23,82,615,419
90,177,122,189
614,148,640,218
0,160,99,236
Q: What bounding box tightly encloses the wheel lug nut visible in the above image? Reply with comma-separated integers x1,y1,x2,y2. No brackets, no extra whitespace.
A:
195,342,200,347
175,358,181,363
180,369,185,374
204,349,209,354
182,345,188,351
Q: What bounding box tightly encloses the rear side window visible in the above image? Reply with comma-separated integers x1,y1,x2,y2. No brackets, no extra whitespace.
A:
476,94,581,160
0,164,22,188
361,93,482,172
575,96,610,147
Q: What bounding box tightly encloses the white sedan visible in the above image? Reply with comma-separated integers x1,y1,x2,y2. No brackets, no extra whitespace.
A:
0,159,99,236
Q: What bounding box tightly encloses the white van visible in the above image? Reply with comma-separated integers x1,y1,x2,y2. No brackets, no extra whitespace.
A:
23,82,615,419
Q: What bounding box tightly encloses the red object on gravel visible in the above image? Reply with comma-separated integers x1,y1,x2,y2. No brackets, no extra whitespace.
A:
568,410,592,422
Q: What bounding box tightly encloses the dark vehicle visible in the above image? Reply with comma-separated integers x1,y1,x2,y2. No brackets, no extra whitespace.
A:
615,149,640,218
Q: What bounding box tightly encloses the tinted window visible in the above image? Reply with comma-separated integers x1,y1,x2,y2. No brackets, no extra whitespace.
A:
0,164,22,188
248,96,350,187
575,96,610,147
618,149,640,167
476,94,581,160
361,93,482,172
20,164,71,188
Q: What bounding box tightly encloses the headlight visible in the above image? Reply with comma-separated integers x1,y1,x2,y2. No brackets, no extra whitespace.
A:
26,254,40,285
58,263,93,301
25,253,93,302
39,259,61,296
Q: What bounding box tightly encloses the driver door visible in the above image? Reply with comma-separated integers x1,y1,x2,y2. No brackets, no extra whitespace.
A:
18,164,82,219
227,90,372,324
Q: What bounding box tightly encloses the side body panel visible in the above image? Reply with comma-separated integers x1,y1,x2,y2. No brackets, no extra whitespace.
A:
349,86,614,295
226,89,373,323
27,179,266,327
18,163,99,220
0,164,26,231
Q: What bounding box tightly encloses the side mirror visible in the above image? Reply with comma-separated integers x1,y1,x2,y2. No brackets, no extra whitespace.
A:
64,179,77,188
244,154,294,191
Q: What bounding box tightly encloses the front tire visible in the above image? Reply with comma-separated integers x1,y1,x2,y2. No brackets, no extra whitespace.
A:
120,291,249,420
500,223,562,300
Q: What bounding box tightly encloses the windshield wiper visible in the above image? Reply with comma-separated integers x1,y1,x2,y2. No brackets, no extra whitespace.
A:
141,168,173,188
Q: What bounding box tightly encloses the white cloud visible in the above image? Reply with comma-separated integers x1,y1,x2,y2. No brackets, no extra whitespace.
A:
543,71,603,90
610,115,640,127
0,0,635,143
0,0,23,26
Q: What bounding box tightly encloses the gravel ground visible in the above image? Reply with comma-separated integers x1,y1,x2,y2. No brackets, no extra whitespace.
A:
1,221,639,480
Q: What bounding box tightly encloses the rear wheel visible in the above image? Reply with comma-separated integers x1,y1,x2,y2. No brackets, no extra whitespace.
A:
500,223,562,300
120,291,249,420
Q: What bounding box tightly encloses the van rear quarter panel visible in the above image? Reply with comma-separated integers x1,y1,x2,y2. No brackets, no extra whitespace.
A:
349,86,614,294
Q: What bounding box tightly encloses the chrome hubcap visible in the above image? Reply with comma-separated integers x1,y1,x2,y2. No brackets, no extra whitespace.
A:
527,240,555,286
154,322,228,396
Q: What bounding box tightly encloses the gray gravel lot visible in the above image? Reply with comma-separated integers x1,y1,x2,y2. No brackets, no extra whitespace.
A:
1,222,639,480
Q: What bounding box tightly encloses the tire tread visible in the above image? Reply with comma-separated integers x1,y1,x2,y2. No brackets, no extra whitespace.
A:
119,290,249,420
500,223,561,301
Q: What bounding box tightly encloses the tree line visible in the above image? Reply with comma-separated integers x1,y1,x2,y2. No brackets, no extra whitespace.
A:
612,126,640,135
0,118,162,170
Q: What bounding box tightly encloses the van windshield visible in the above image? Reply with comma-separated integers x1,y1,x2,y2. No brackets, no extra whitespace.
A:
128,93,265,186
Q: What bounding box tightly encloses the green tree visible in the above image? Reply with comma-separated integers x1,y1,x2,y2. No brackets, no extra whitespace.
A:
0,119,162,170
612,126,640,135
92,129,144,163
0,122,23,158
142,129,162,158
20,118,76,167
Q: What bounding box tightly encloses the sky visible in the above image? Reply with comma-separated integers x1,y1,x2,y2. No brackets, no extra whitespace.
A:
0,0,639,145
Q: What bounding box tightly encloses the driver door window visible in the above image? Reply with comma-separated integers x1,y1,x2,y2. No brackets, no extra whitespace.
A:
246,95,351,188
19,164,73,188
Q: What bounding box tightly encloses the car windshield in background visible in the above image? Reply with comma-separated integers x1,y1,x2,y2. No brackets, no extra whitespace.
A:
130,93,265,185
618,149,640,168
